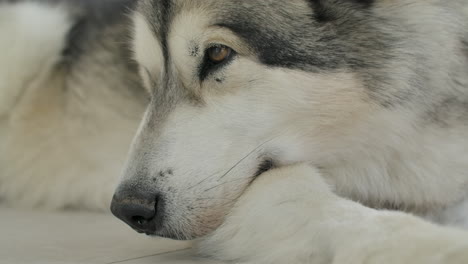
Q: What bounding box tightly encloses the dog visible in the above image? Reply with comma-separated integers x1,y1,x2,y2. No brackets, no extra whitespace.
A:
2,0,468,263
110,0,468,261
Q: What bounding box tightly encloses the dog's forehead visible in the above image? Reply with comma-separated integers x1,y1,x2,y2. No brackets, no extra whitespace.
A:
134,0,393,89
133,0,321,123
135,0,334,80
136,0,314,46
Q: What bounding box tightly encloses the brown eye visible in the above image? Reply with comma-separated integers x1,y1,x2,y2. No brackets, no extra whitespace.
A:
207,45,232,63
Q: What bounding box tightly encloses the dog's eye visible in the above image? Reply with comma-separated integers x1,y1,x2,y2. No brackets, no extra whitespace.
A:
199,44,236,81
207,45,232,63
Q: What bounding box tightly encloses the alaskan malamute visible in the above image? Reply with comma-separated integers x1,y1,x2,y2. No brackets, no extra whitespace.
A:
2,0,468,263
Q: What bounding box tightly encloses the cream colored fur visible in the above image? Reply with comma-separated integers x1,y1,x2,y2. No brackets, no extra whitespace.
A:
0,2,70,117
0,2,144,210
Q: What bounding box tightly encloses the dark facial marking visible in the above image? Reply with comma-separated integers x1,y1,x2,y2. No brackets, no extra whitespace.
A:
308,0,338,23
215,0,391,73
159,0,173,72
351,0,375,7
308,0,374,23
254,159,275,177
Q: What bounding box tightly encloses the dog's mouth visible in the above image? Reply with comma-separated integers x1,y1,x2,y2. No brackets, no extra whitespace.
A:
123,158,277,240
255,158,276,177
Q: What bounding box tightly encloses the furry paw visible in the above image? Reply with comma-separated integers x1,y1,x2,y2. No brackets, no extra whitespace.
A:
197,165,468,264
197,164,338,264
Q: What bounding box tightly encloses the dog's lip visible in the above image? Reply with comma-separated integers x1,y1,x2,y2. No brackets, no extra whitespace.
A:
138,160,277,240
254,158,276,177
133,222,194,240
135,229,155,236
144,230,195,241
136,228,166,237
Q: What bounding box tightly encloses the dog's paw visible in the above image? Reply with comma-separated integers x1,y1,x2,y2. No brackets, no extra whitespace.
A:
198,165,468,264
196,164,337,264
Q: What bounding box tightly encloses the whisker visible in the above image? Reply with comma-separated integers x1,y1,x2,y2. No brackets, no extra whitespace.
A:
187,169,225,190
183,128,292,196
185,135,279,192
218,136,278,180
203,176,255,193
195,200,237,209
196,197,236,201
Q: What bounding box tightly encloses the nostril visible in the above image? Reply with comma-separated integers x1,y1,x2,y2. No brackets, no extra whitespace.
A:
118,203,157,232
132,216,149,226
111,194,160,233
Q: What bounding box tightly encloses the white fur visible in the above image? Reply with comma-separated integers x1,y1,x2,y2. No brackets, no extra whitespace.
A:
198,164,468,264
0,2,70,117
133,13,164,92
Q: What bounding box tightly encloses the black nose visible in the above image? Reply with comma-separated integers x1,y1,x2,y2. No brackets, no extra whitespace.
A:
111,193,159,234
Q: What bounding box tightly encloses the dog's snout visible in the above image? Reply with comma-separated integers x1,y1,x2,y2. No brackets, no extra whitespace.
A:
111,192,160,234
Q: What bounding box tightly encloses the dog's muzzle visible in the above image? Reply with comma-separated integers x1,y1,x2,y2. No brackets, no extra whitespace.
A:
110,190,161,235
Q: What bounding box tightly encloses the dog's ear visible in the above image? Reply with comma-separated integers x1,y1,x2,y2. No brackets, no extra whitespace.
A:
307,0,374,23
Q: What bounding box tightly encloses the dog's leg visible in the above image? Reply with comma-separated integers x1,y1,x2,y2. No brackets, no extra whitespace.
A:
0,2,71,117
198,165,468,264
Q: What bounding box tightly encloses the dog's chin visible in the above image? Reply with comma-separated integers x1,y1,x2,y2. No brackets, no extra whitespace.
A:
148,229,199,241
149,160,277,241
151,233,192,241
147,219,225,241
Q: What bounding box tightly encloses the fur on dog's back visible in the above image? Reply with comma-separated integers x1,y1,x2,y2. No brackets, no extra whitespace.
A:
0,1,70,116
0,0,147,210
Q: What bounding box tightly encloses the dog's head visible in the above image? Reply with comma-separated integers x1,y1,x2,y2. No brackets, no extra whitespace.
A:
111,0,390,240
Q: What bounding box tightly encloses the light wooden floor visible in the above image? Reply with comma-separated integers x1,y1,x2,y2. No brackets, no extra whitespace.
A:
0,207,223,264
